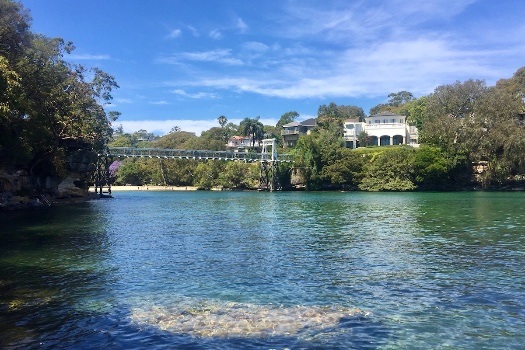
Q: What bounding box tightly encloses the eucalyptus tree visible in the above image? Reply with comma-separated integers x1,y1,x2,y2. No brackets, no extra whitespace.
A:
370,91,415,115
387,91,415,107
276,111,299,128
420,75,525,188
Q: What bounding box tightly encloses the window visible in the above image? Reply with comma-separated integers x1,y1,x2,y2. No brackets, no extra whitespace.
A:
346,124,354,129
375,120,380,124
391,119,395,123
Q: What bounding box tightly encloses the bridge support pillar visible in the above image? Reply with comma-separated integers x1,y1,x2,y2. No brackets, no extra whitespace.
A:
94,153,113,197
259,139,280,191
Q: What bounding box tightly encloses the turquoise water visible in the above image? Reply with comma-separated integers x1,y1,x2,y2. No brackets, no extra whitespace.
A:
1,191,524,349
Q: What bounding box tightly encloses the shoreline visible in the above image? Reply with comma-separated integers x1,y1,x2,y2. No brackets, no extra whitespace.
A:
89,185,200,192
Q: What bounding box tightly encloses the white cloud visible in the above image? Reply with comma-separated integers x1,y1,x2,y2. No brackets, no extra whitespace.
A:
159,0,522,100
209,29,223,40
171,89,218,99
119,117,280,136
167,29,182,39
242,41,270,52
187,25,199,37
158,49,243,66
119,119,207,135
169,33,513,99
236,17,249,33
150,100,169,105
67,53,110,60
114,98,133,104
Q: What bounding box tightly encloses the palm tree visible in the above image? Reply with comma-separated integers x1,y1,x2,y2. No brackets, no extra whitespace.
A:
217,115,227,128
240,117,264,149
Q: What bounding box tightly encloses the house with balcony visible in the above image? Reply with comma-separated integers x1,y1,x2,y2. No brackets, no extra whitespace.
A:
281,118,317,148
344,112,419,148
226,135,253,151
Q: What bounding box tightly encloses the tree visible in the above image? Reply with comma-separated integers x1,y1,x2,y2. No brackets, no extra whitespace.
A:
170,126,181,133
276,111,299,129
359,148,416,191
263,125,280,140
388,91,415,106
496,66,525,112
426,80,486,119
403,96,427,130
413,145,453,190
218,161,251,189
217,115,227,128
153,131,196,149
370,91,415,115
321,148,365,189
239,117,264,149
0,9,120,176
194,161,223,189
292,126,346,189
186,127,228,150
0,0,31,62
421,80,488,157
357,131,369,147
317,102,364,127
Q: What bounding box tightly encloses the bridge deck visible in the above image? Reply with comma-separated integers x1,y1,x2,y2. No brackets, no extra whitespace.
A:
107,147,293,162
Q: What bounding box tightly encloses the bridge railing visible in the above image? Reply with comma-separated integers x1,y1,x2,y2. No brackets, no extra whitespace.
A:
107,147,293,162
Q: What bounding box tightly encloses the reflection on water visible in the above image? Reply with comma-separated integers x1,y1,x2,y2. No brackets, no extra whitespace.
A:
131,297,365,338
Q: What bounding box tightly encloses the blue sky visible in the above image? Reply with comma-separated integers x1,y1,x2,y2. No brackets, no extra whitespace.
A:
19,0,525,135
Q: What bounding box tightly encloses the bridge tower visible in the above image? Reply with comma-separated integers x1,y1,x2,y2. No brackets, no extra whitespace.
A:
93,152,113,197
259,138,279,191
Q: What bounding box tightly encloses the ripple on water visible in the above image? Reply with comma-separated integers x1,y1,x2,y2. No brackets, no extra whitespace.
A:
130,297,367,339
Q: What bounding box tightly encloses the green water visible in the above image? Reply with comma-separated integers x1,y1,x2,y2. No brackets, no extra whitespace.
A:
1,191,524,349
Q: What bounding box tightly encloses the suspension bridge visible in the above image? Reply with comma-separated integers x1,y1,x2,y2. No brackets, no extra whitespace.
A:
93,139,293,195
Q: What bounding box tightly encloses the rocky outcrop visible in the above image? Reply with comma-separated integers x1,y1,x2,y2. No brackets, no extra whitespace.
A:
1,147,98,210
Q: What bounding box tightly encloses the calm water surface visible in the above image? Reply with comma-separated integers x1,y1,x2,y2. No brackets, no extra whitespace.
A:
1,191,524,349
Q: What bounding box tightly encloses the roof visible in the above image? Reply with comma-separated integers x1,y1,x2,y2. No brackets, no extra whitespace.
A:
229,135,250,140
344,118,361,123
282,121,300,128
299,118,317,126
282,118,316,128
368,112,405,118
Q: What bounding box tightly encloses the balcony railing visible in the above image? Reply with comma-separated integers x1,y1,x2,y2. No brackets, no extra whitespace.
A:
281,130,300,135
365,123,406,129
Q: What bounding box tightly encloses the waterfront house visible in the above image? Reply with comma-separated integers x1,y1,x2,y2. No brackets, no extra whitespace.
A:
344,112,419,148
281,118,317,148
227,135,255,151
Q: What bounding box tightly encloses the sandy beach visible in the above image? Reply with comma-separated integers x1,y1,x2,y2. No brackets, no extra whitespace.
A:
90,185,199,192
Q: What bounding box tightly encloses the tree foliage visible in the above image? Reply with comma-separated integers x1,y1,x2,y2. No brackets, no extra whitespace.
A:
317,102,365,130
239,117,264,149
0,0,119,178
276,111,299,129
358,148,416,191
419,74,525,188
370,91,415,115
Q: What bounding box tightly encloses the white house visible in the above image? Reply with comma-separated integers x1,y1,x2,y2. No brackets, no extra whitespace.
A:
344,112,419,148
227,135,253,151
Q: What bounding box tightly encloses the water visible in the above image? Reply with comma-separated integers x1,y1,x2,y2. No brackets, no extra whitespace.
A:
1,191,524,349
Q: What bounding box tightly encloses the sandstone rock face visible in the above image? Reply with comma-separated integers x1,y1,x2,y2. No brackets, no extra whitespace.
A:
57,174,89,198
